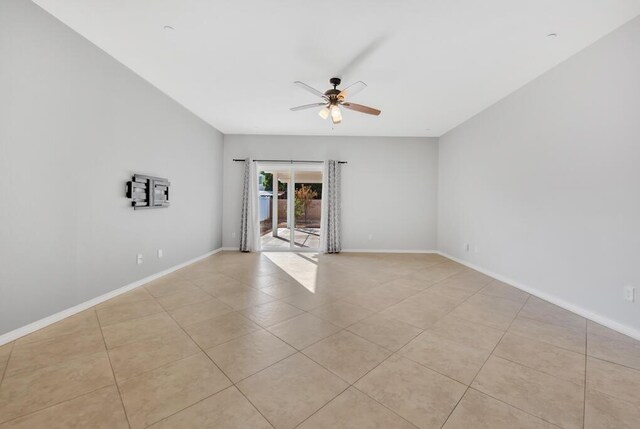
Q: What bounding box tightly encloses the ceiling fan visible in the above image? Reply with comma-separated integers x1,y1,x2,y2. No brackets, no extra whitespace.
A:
290,77,381,124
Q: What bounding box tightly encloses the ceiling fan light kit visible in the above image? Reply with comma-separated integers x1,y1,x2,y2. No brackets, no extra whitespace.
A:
291,77,381,125
318,106,330,119
330,105,342,123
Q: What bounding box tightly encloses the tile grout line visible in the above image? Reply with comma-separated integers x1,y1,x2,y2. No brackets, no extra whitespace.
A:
337,278,485,334
487,321,588,386
154,256,608,424
294,272,494,429
147,280,219,313
358,277,491,362
5,253,621,428
0,314,134,427
0,384,122,426
290,384,353,429
95,307,133,429
0,254,405,427
388,275,497,380
0,341,15,388
480,351,585,389
98,309,167,332
508,329,588,355
181,295,415,427
152,294,277,429
345,320,424,355
297,331,393,385
462,387,565,429
213,258,590,429
587,355,640,373
105,295,286,354
222,255,522,426
440,293,531,428
8,313,110,349
420,278,508,428
104,278,233,422
146,385,275,429
106,304,304,384
230,346,297,385
0,307,126,426
296,290,468,427
291,351,416,429
496,327,586,356
585,381,640,407
395,352,478,388
350,385,422,429
515,311,586,335
452,295,575,429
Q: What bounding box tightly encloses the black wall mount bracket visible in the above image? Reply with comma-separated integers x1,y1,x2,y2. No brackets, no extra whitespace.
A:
126,174,170,210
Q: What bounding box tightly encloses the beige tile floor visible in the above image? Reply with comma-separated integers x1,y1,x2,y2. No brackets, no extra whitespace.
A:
0,251,639,428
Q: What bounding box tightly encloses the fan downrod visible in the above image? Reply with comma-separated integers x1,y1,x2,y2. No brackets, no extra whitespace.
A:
325,78,343,100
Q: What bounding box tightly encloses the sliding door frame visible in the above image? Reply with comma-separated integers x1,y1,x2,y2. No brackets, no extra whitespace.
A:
256,162,323,253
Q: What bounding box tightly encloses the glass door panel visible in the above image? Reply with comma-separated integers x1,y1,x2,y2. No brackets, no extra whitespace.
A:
258,168,290,250
293,169,322,250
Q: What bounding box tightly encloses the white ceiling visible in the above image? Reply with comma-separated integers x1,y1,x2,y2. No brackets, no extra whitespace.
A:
34,0,640,137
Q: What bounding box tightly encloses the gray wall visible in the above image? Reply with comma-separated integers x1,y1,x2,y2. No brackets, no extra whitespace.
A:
0,0,224,335
223,135,439,251
438,16,640,336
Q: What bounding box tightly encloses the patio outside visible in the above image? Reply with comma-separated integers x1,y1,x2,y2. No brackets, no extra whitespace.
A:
259,169,322,250
260,227,320,249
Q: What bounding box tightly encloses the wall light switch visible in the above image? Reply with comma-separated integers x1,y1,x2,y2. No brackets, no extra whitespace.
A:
232,232,236,238
464,243,470,252
624,286,635,303
137,254,143,265
157,249,163,259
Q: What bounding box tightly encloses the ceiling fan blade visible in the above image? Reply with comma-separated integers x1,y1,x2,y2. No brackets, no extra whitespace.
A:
338,81,367,100
290,103,327,111
293,81,325,99
342,102,381,116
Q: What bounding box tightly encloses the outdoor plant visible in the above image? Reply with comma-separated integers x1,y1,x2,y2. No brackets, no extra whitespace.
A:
262,173,287,192
295,185,317,223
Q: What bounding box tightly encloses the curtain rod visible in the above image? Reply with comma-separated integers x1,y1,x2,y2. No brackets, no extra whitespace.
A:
232,159,347,164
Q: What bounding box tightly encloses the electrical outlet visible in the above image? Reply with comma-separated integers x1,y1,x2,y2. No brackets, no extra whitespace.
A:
137,254,143,265
157,249,163,259
368,234,373,240
624,286,635,303
464,243,470,252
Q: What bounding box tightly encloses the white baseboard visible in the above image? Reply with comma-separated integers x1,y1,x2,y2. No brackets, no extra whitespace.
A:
341,249,438,254
437,251,640,342
0,248,223,346
6,247,636,344
221,248,439,254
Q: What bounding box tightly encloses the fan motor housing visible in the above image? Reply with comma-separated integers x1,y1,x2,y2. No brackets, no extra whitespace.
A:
325,77,343,103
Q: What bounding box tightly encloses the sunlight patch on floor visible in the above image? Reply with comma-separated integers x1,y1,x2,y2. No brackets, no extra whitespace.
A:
263,252,319,293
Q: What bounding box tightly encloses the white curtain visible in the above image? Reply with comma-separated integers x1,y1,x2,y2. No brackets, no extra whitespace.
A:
321,160,342,253
239,159,260,252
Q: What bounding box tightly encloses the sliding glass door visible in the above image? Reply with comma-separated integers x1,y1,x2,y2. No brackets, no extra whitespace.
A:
293,169,322,249
257,167,289,249
257,163,322,251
